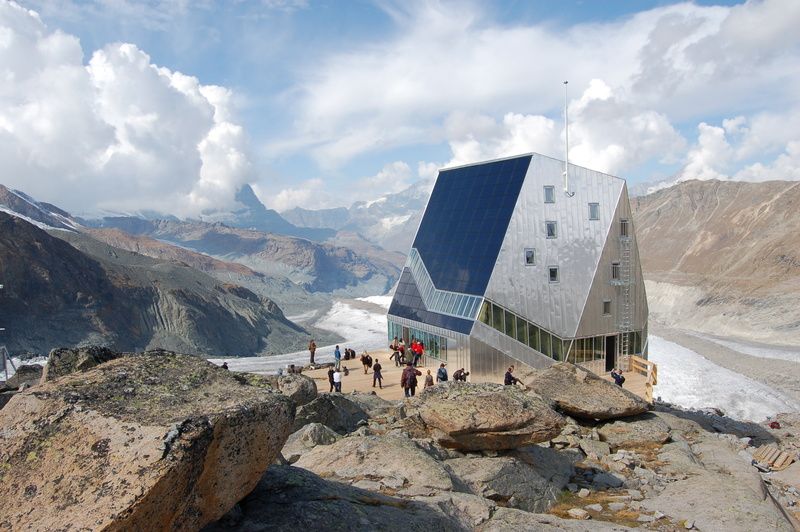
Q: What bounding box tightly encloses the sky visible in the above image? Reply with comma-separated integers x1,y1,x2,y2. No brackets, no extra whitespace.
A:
2,0,800,216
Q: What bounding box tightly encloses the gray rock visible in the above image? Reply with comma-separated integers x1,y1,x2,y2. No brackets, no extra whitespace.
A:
294,434,454,496
640,437,793,531
585,503,603,512
446,455,566,513
274,373,317,407
402,382,564,451
579,439,611,458
593,472,624,489
281,422,340,462
578,488,591,498
597,413,671,449
293,393,369,434
206,465,462,531
608,502,627,511
637,514,656,523
41,346,119,382
526,363,649,420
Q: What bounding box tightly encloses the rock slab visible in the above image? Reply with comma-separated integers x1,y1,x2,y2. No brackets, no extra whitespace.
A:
597,413,671,449
0,353,295,531
403,382,564,451
526,363,649,420
40,345,121,382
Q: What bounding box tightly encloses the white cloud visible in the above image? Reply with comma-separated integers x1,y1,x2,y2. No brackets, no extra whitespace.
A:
359,161,414,194
258,178,323,212
271,0,800,186
0,1,252,217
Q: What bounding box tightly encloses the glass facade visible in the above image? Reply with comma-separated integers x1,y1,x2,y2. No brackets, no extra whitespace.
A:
387,320,448,362
412,155,531,295
477,299,645,365
388,270,475,335
405,248,482,320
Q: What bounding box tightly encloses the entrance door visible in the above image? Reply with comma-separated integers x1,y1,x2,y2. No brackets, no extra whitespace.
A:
605,335,616,372
402,327,410,345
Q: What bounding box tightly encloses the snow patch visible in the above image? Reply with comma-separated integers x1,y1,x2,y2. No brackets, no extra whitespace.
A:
649,335,800,422
3,356,49,380
380,214,411,231
356,295,393,309
0,207,74,232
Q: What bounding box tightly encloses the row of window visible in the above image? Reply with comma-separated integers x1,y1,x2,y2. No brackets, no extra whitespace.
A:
407,248,483,320
387,321,448,362
478,299,645,362
478,300,565,360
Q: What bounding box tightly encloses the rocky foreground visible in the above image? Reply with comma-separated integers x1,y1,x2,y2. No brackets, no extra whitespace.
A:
1,352,798,531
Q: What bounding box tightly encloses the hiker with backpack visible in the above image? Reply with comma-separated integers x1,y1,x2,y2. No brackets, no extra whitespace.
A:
401,362,422,397
436,363,448,383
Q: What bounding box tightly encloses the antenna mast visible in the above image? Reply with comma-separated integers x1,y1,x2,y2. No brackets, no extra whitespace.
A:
563,80,575,197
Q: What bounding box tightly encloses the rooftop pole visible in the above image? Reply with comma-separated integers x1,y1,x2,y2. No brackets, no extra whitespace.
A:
563,80,575,197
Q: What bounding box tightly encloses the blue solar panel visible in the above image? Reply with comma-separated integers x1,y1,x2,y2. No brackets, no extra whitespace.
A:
388,270,475,335
412,155,531,295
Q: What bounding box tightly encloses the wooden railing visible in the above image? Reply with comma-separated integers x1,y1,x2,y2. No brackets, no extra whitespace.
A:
627,355,658,403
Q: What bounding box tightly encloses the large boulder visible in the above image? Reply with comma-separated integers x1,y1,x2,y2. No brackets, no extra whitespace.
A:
0,353,295,531
40,345,120,382
293,393,370,434
597,413,671,449
526,363,649,421
403,382,564,451
205,465,463,531
2,364,43,391
282,422,340,463
446,455,567,513
294,433,454,496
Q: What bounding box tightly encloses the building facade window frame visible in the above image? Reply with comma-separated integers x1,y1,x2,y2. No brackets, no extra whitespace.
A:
524,248,536,266
548,266,560,283
611,261,620,280
603,299,612,315
544,185,555,203
589,202,600,220
545,220,558,239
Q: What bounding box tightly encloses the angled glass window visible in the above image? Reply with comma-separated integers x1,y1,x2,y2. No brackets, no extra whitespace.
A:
544,185,555,203
603,300,612,315
620,219,629,237
504,309,516,338
545,221,557,239
552,338,563,361
478,300,491,325
524,248,535,266
516,316,528,344
527,323,540,351
548,266,559,283
491,303,504,331
540,330,552,357
589,202,600,220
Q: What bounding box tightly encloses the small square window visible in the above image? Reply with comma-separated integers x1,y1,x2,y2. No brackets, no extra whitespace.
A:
620,219,629,237
548,266,559,283
524,248,535,265
603,300,612,315
589,203,600,220
611,262,620,280
545,221,557,238
544,185,555,203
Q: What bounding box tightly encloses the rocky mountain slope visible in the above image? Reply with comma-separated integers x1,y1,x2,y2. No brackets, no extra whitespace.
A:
283,178,432,253
93,217,401,296
631,179,800,345
0,212,309,356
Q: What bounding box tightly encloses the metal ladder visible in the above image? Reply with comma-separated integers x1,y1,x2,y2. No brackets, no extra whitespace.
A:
619,235,634,360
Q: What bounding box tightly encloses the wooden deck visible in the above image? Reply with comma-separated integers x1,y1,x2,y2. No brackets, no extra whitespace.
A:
304,349,655,403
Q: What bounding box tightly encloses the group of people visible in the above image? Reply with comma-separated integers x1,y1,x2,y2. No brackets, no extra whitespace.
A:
388,336,426,367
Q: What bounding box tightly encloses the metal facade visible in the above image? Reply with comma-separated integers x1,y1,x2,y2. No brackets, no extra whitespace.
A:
387,152,649,379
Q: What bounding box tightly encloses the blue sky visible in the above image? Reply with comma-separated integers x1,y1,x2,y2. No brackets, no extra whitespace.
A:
3,0,800,214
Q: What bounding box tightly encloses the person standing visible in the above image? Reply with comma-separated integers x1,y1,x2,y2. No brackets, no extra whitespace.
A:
401,362,422,397
504,366,520,386
334,345,342,370
398,339,406,363
327,367,335,393
373,359,383,389
436,363,448,383
361,352,370,374
333,367,343,392
424,369,434,388
308,338,317,365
